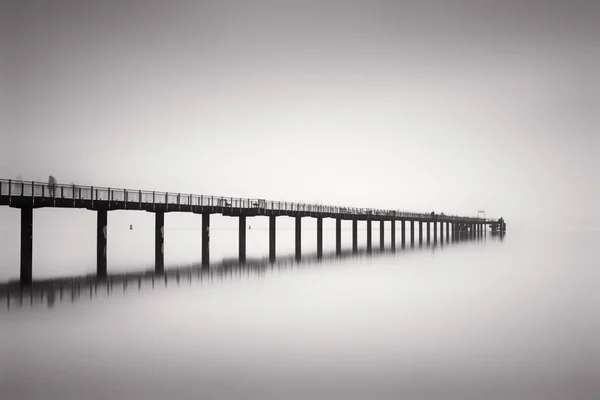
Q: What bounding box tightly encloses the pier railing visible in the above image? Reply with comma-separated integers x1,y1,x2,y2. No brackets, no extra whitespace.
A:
0,179,490,222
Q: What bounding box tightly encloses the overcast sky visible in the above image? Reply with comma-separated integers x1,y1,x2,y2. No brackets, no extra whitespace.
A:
1,0,599,230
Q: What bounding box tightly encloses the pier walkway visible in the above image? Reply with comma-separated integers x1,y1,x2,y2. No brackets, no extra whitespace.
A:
0,178,506,284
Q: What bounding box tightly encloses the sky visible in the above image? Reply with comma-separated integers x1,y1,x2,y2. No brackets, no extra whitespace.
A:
1,0,599,230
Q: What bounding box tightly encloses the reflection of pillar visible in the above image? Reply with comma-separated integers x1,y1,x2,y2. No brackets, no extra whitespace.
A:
401,220,406,248
202,213,210,267
295,216,301,260
410,220,414,246
380,220,385,250
269,216,276,261
418,221,423,246
96,209,107,279
391,220,396,251
155,211,164,274
21,207,33,285
367,220,372,252
352,219,358,253
239,215,246,263
317,217,323,258
336,217,341,255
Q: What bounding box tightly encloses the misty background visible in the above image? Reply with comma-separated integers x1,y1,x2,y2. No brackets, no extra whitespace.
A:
1,2,599,399
1,0,598,231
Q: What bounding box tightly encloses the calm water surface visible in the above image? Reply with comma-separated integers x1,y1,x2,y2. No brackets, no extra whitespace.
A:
0,216,598,399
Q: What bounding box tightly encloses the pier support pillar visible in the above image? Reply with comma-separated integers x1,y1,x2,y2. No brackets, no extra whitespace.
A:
380,221,385,250
295,216,301,260
401,220,406,248
269,216,276,261
20,207,33,285
336,217,342,255
96,209,107,279
433,221,438,244
317,217,323,258
391,220,396,251
418,221,423,246
352,219,358,253
202,213,210,267
427,221,431,244
155,211,164,274
410,220,414,246
367,220,372,252
446,222,450,242
239,215,246,263
440,222,444,243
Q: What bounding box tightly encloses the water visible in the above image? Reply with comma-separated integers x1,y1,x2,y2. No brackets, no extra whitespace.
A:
0,211,598,399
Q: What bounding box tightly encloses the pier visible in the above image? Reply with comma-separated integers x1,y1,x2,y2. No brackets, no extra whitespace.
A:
0,178,506,285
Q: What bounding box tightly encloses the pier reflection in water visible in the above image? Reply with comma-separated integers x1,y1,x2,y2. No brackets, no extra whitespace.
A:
0,231,500,310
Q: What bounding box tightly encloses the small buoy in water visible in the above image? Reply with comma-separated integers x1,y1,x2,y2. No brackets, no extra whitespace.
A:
249,225,251,230
129,224,133,230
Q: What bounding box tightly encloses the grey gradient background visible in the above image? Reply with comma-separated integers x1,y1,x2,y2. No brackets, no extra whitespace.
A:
0,2,599,399
1,0,598,228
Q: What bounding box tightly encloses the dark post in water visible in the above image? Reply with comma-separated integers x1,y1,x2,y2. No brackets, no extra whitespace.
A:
367,220,372,252
269,215,276,261
96,209,107,278
352,219,358,253
239,215,246,263
336,218,342,255
155,211,164,274
391,220,396,251
295,216,301,260
202,213,210,267
317,217,323,258
401,220,406,248
380,220,385,250
21,207,33,285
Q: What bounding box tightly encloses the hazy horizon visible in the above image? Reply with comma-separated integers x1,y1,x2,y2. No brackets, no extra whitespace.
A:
1,2,599,399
